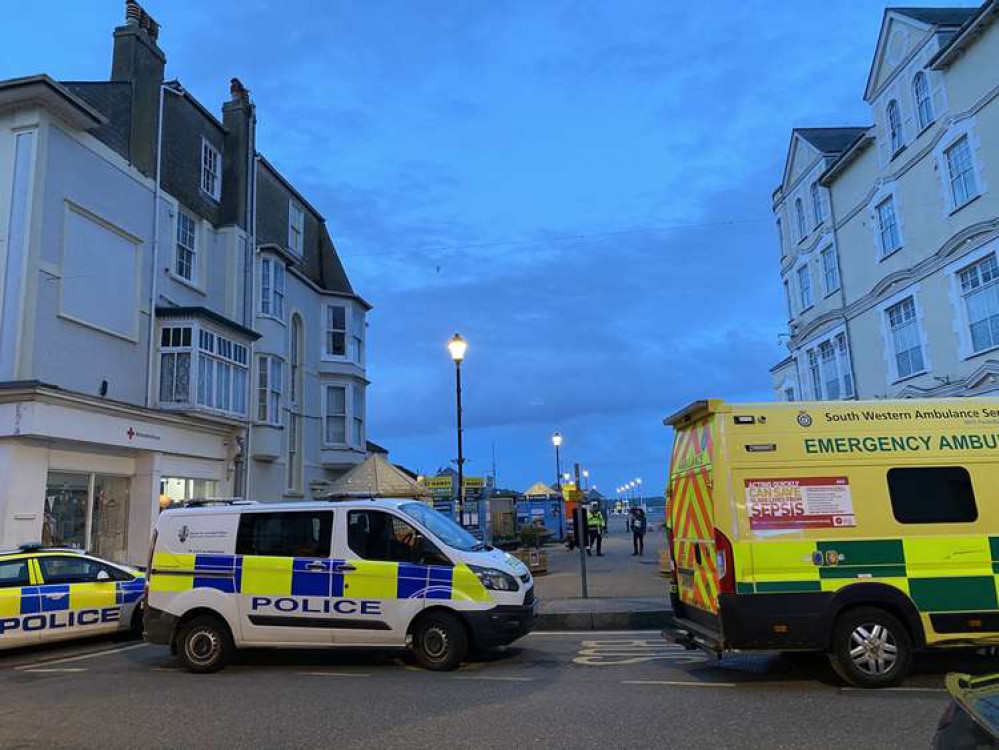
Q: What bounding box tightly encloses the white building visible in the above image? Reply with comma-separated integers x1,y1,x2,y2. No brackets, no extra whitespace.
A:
0,3,369,564
771,3,999,402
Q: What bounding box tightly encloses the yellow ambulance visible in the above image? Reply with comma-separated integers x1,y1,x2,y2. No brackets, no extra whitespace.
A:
662,399,999,688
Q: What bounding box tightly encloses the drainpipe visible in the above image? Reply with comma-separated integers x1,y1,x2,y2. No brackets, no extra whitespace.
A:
242,141,258,499
145,80,184,408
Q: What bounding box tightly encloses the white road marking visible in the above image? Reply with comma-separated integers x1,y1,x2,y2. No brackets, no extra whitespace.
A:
453,675,534,682
20,667,88,674
527,630,663,637
622,680,737,688
841,687,946,694
297,671,372,678
573,638,708,666
12,642,149,670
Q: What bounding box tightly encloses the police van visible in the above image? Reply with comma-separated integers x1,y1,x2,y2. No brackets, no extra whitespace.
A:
663,399,999,688
144,498,536,672
0,545,145,650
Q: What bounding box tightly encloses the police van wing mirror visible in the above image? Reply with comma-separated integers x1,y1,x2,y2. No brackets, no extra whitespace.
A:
96,570,111,582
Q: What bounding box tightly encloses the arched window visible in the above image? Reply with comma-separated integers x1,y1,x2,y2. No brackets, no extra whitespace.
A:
795,198,807,240
887,100,904,154
289,314,303,405
913,73,933,130
810,182,824,225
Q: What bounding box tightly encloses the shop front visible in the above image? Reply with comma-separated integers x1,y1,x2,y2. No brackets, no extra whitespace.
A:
0,384,240,565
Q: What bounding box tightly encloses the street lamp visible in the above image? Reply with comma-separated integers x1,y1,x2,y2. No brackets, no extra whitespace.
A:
582,469,590,491
448,333,467,524
551,432,563,539
635,477,643,504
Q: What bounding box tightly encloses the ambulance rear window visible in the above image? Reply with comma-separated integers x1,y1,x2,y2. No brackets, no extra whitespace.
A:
0,559,29,588
887,467,978,524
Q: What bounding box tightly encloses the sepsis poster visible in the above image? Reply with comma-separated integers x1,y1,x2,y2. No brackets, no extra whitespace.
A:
744,477,856,531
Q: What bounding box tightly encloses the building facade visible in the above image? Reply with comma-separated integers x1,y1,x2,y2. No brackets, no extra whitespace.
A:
771,3,999,403
0,2,369,564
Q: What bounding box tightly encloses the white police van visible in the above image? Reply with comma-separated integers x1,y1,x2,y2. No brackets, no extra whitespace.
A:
0,545,145,650
144,498,537,672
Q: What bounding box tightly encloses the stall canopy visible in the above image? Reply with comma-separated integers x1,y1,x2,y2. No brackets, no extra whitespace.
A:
320,454,431,499
523,482,558,497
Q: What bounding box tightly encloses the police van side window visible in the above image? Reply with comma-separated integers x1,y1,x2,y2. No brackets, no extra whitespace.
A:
235,512,333,558
887,467,978,524
0,560,29,588
347,510,442,565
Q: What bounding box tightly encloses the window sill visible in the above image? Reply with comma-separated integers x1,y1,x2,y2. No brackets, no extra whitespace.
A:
949,193,982,217
890,145,907,161
891,369,928,386
258,313,287,327
798,304,814,314
167,270,207,296
916,121,935,138
253,421,284,429
963,342,999,361
284,491,306,499
823,287,841,299
199,187,220,204
879,247,903,263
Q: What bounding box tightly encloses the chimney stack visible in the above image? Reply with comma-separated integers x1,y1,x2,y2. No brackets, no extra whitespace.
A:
222,77,255,230
112,0,165,177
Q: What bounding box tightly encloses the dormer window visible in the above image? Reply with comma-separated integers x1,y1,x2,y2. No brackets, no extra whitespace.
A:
288,201,304,255
887,100,904,155
200,139,221,201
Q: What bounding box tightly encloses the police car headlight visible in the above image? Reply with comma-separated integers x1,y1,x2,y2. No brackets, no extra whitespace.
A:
469,565,519,592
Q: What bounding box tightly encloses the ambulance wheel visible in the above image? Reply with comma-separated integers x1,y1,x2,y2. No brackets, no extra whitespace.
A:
177,615,234,674
412,611,468,671
829,607,912,688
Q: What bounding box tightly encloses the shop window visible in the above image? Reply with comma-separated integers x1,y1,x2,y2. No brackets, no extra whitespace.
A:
888,467,977,524
43,472,131,563
235,511,333,558
159,478,220,510
44,472,89,549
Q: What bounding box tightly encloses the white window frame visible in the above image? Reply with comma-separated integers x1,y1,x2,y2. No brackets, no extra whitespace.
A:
200,138,222,201
196,328,249,417
934,123,988,216
796,263,813,311
323,383,349,447
158,325,193,405
820,245,840,295
797,326,854,401
349,307,365,365
946,241,999,360
794,198,807,242
288,201,305,256
876,195,903,258
260,257,286,322
913,72,933,132
946,136,979,211
879,289,929,384
887,100,904,155
257,355,283,425
287,412,302,493
323,303,348,360
810,182,824,227
351,383,365,448
174,208,197,284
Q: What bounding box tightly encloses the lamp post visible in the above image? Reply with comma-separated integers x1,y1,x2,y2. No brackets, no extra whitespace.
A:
447,333,468,524
635,477,643,508
582,469,590,491
552,432,563,539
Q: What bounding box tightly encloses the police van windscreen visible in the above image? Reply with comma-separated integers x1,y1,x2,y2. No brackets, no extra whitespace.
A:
400,502,479,552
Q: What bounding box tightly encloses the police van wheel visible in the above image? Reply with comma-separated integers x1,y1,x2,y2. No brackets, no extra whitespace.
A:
412,612,468,671
829,607,912,689
177,615,234,674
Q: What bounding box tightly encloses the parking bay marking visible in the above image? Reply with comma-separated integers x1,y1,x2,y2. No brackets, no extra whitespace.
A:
12,642,149,671
574,639,708,666
623,680,737,688
20,667,89,674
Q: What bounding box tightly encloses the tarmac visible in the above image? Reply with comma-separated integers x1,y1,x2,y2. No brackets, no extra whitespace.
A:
532,515,671,630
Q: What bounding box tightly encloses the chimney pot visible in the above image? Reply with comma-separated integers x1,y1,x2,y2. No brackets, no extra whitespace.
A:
125,0,140,24
230,77,250,103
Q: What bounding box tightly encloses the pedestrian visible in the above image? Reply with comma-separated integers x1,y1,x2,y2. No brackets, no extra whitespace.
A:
586,503,605,556
631,507,647,556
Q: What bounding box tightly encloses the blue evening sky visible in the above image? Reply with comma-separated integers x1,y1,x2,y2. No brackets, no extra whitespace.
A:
0,1,970,497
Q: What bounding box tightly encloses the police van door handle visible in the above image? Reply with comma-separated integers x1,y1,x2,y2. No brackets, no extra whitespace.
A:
305,561,326,572
694,545,702,565
335,564,357,573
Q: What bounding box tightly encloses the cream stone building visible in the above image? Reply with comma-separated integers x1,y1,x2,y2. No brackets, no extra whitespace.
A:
771,3,999,402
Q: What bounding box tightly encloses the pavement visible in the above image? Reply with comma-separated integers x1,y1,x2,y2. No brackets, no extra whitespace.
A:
0,629,986,749
534,516,670,629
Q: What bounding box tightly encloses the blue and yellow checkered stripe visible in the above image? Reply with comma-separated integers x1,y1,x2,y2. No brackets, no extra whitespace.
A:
12,579,143,615
151,553,488,602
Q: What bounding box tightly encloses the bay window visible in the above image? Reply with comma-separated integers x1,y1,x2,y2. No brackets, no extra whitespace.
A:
352,384,364,446
257,356,283,425
158,323,248,417
324,304,347,358
159,326,192,404
260,258,286,320
324,385,347,445
802,331,854,400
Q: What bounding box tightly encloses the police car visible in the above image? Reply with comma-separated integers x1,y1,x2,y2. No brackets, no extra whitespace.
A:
0,544,145,650
144,498,537,673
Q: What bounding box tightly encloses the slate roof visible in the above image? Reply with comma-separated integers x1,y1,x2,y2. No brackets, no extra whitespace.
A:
795,127,869,155
891,7,980,27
